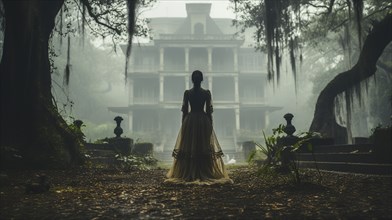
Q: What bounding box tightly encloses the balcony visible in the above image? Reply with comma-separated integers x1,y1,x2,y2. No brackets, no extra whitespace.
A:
164,64,185,72
157,34,243,41
132,65,158,72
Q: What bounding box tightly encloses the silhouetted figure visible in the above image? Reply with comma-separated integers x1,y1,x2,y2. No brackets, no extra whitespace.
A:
25,174,50,194
165,70,232,185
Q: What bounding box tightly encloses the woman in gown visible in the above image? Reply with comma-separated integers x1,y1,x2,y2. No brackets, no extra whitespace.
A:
165,70,233,185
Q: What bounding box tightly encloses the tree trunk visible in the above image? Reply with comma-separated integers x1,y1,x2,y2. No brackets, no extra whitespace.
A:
309,14,392,142
0,0,84,168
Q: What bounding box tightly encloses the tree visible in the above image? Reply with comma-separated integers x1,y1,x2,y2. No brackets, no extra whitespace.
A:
309,14,391,142
232,0,391,141
0,0,142,168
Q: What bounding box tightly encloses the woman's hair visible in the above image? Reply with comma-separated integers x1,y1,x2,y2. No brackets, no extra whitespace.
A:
192,70,203,84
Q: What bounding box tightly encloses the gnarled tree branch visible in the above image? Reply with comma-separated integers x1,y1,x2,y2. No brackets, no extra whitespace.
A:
79,0,122,35
309,14,392,139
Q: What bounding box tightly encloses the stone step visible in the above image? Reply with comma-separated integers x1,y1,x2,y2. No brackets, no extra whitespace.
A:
306,144,372,153
296,152,376,163
87,149,117,157
85,143,112,150
299,161,392,175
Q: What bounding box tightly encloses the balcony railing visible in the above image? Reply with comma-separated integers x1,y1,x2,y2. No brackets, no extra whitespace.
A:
132,65,158,72
158,34,243,41
164,64,185,72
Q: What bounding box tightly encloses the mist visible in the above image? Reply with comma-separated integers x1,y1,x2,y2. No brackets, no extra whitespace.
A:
1,1,391,219
47,0,391,157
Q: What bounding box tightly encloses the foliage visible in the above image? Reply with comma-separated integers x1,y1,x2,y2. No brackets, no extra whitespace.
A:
115,154,157,171
249,124,323,184
248,124,285,166
232,0,302,81
54,0,155,47
68,121,86,142
231,0,391,86
49,0,156,92
232,0,391,139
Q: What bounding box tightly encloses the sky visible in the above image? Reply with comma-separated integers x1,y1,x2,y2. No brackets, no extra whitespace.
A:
142,0,236,18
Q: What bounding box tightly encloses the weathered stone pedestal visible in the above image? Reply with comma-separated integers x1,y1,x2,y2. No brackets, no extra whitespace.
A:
132,143,153,156
108,138,133,156
277,113,299,168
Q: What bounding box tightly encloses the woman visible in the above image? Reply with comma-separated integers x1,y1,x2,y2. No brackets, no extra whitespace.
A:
165,70,232,185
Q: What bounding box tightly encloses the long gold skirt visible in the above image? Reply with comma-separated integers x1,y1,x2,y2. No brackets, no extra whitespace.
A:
165,112,233,185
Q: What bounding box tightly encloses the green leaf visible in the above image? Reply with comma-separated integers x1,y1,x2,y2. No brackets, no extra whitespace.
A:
247,150,257,163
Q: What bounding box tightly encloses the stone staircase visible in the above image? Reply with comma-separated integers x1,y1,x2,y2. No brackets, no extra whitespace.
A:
297,144,392,175
85,143,120,167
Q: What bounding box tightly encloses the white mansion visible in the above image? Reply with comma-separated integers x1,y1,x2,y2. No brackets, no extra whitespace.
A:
109,3,281,156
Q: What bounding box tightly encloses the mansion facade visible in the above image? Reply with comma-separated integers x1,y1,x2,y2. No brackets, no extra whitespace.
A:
109,3,281,155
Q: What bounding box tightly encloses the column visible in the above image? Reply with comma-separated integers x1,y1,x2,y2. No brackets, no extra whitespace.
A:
128,79,134,105
128,111,133,133
233,47,238,71
185,76,190,90
159,47,164,71
208,76,213,91
207,47,212,72
265,110,270,128
234,76,239,103
185,47,189,72
159,75,164,102
235,108,240,131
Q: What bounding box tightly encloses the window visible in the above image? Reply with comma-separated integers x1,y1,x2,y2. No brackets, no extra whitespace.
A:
194,23,204,35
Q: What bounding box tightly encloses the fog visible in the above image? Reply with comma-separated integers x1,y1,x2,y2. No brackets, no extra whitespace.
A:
44,1,391,154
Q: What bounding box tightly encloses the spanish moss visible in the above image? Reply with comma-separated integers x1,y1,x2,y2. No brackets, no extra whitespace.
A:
64,35,71,86
352,0,364,48
125,0,138,82
81,3,86,45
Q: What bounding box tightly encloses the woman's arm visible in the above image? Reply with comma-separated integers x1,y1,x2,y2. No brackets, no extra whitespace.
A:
181,90,189,122
206,90,213,123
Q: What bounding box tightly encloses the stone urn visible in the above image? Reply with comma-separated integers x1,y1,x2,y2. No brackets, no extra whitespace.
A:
283,113,296,136
114,116,124,138
73,120,83,130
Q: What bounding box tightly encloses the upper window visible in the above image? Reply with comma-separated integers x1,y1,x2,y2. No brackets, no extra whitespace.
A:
194,23,204,35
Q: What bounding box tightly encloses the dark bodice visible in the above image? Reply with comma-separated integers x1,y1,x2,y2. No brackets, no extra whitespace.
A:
182,88,213,114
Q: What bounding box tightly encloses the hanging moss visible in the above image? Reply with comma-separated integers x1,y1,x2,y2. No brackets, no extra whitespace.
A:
63,35,71,86
262,0,302,88
289,37,298,94
82,3,86,41
124,0,138,82
352,0,363,48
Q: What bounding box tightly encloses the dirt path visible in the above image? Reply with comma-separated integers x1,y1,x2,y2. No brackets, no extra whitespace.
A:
1,167,391,219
